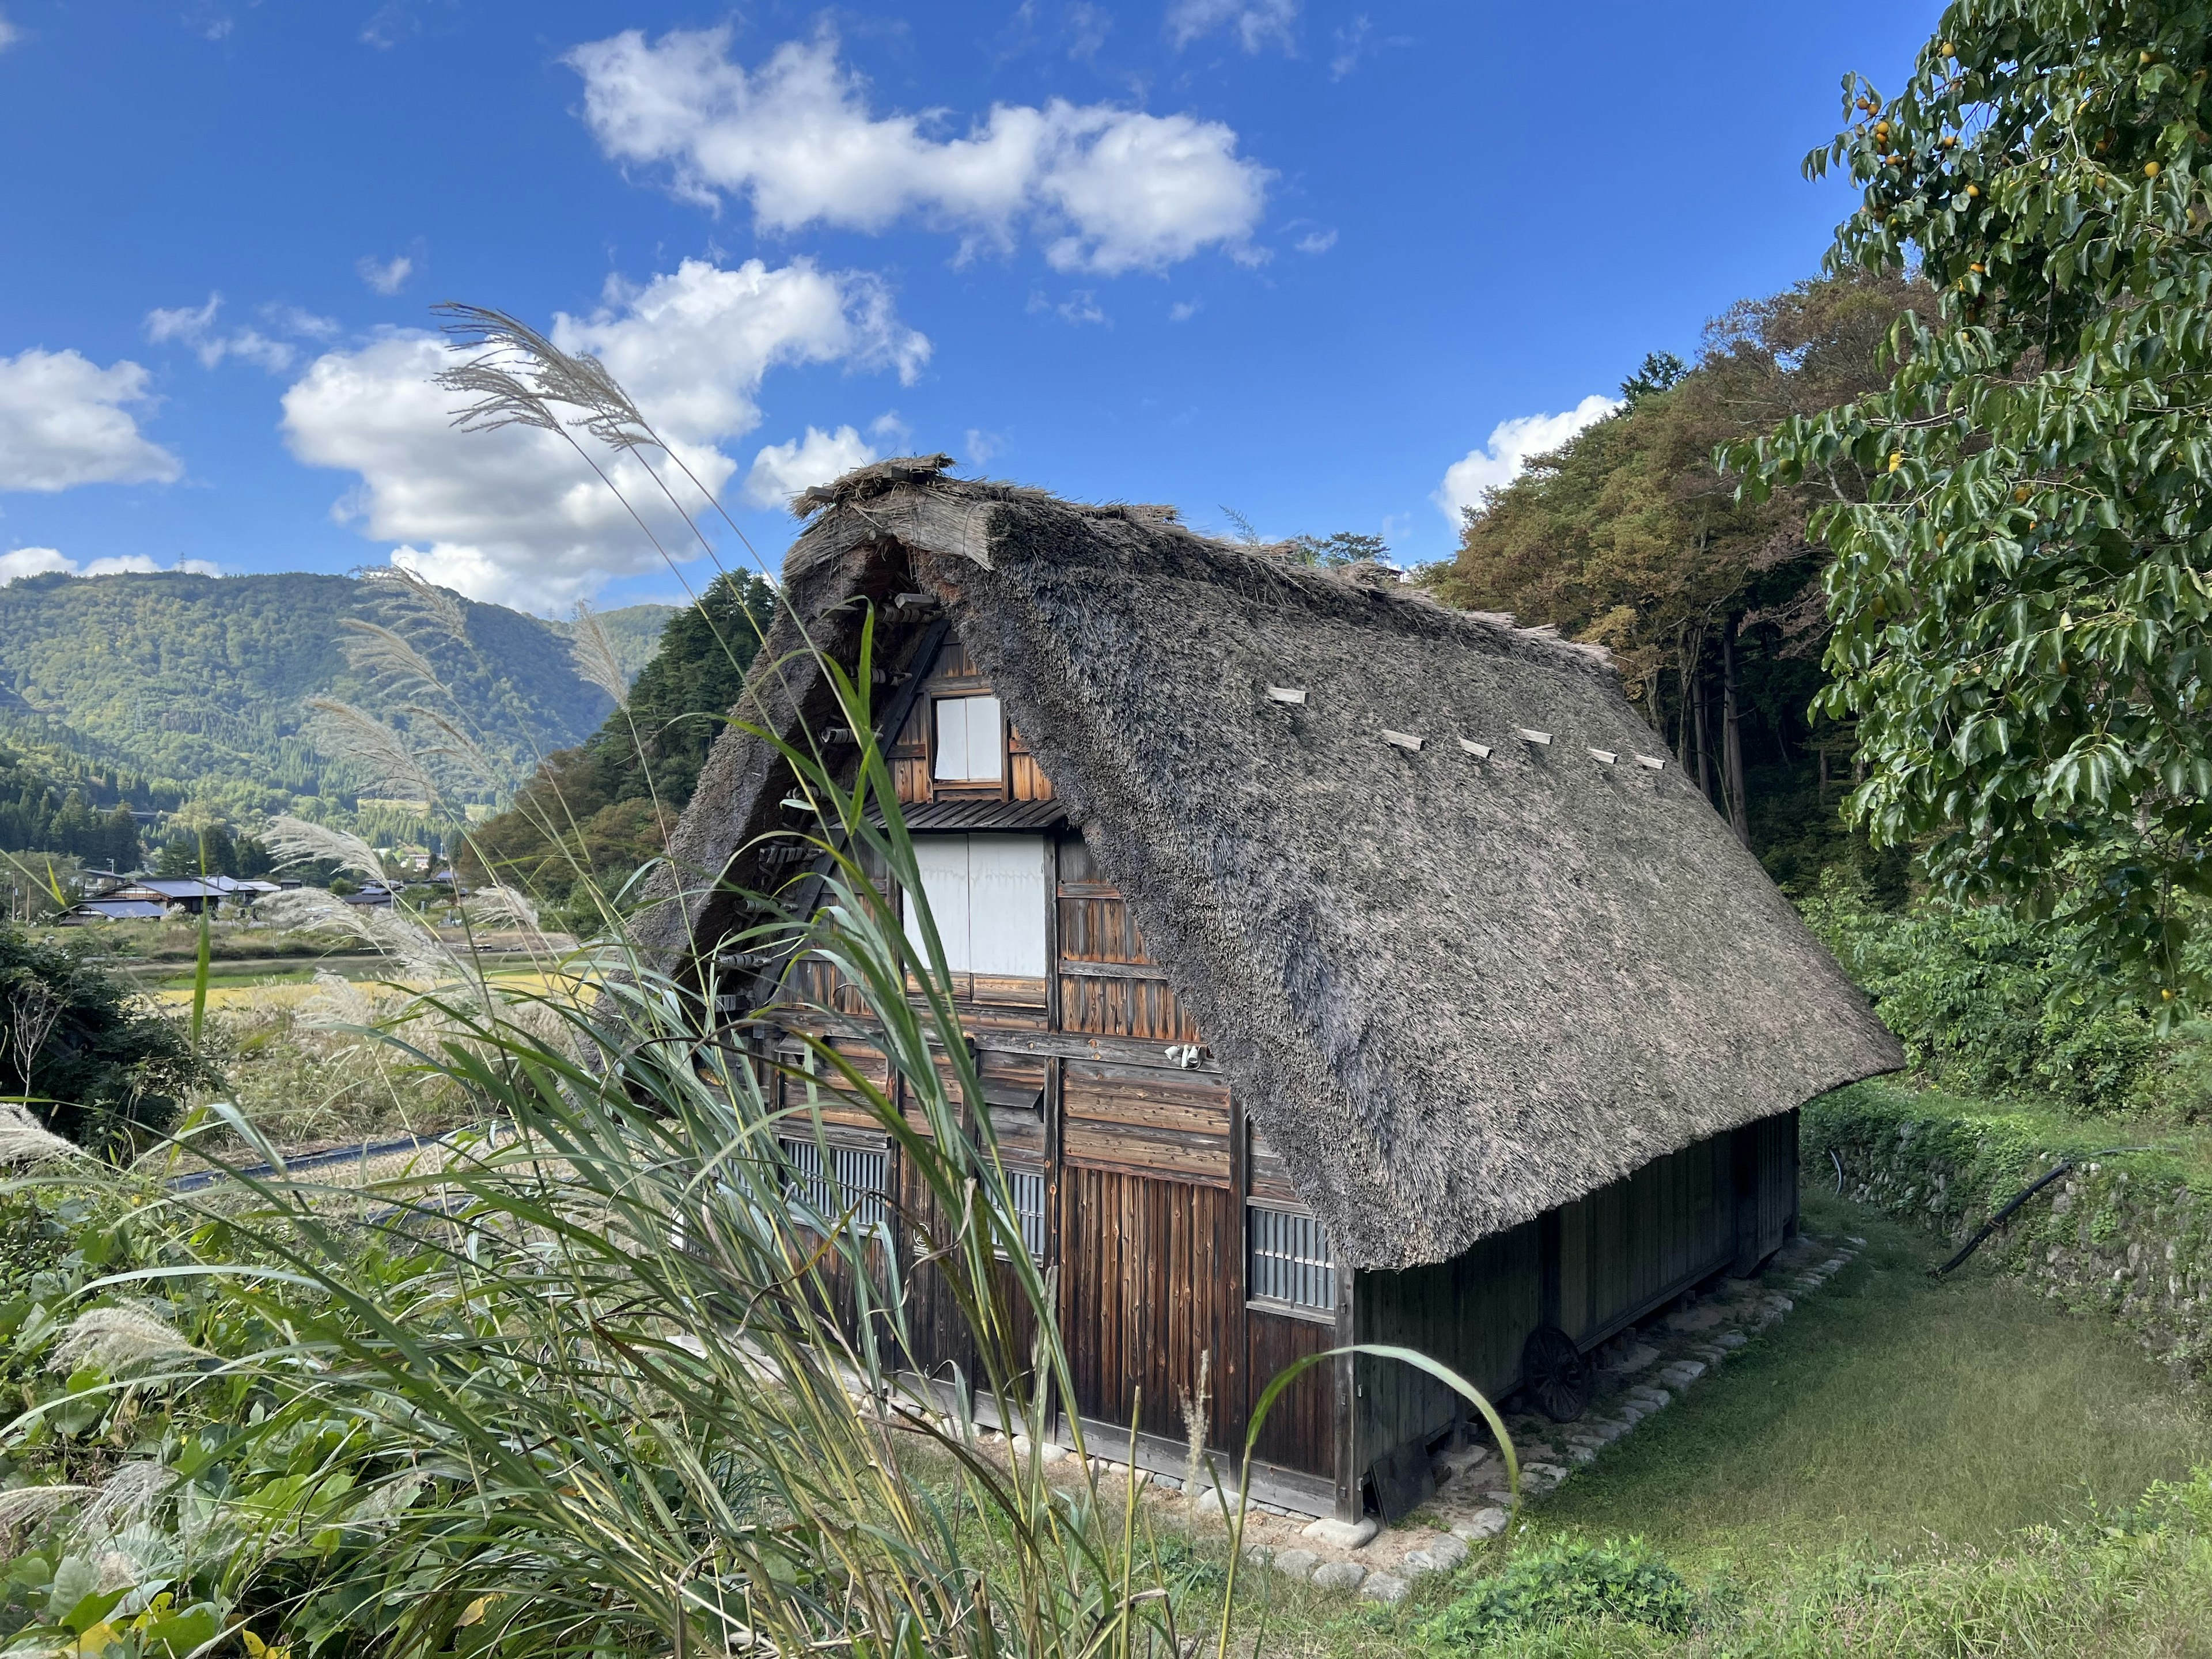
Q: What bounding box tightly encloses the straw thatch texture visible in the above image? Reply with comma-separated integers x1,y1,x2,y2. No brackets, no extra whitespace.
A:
646,463,1900,1270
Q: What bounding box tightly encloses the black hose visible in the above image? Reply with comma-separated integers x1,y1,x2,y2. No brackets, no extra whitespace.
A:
1929,1146,2164,1278
1931,1162,2073,1277
1830,1148,1845,1195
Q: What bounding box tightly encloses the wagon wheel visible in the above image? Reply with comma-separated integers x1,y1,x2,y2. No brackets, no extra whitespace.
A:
1521,1324,1591,1423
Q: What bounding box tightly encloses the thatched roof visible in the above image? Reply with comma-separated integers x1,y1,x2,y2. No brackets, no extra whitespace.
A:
644,460,1901,1271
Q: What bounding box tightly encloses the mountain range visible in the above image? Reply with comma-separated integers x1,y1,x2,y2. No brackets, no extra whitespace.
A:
0,569,675,834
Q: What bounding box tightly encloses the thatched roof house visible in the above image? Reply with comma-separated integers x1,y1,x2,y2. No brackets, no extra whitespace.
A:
649,457,1900,1517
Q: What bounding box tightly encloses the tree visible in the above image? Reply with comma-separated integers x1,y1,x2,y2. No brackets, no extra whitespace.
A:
1429,271,1932,846
1620,350,1688,406
1730,2,2212,1011
97,805,139,872
459,570,778,910
1282,531,1392,567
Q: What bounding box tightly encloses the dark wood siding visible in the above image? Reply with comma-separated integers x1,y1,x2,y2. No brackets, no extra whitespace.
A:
1247,1310,1335,1476
1354,1221,1541,1467
1062,1062,1230,1186
899,1139,1043,1400
1058,1165,1245,1450
1570,1132,1737,1345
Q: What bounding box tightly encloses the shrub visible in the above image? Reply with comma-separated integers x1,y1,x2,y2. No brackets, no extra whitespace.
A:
1422,1538,1699,1647
0,930,214,1154
1800,873,2168,1112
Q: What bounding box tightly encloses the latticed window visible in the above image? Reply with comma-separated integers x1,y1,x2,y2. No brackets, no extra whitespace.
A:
779,1138,890,1230
1004,1168,1047,1263
1247,1205,1335,1313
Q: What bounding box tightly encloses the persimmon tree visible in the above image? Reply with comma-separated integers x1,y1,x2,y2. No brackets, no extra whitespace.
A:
1728,1,2212,1013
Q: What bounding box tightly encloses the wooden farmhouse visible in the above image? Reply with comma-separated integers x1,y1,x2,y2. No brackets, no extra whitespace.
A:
646,459,1902,1521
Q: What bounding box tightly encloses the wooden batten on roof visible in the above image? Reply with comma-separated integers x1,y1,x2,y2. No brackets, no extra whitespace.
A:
641,457,1901,1272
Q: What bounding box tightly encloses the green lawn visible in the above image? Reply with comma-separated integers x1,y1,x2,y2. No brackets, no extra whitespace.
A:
1536,1187,2212,1570
1237,1184,2212,1655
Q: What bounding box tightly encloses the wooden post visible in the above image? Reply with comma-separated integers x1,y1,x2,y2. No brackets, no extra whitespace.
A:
1538,1207,1562,1331
1227,1086,1249,1457
1332,1266,1361,1521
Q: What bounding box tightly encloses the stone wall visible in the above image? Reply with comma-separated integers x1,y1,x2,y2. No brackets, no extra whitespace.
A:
1805,1082,2212,1382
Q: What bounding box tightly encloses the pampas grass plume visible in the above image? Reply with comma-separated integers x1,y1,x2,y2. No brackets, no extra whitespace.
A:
0,1104,82,1166
50,1306,206,1376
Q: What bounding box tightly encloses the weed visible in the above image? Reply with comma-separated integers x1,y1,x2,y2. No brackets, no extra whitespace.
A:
1421,1539,1698,1647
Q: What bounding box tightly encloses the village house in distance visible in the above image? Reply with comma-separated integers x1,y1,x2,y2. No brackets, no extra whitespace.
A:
647,458,1903,1522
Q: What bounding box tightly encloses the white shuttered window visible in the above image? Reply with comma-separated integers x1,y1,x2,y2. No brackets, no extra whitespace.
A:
903,834,1047,977
933,695,1004,782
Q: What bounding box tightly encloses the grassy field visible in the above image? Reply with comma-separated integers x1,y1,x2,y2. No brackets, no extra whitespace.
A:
1234,1185,2212,1655
1538,1187,2212,1565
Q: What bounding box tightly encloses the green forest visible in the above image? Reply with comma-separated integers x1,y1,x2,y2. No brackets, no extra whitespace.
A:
0,570,671,855
458,570,777,918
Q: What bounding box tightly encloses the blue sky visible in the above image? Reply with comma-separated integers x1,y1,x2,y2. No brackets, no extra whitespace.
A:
0,0,1938,615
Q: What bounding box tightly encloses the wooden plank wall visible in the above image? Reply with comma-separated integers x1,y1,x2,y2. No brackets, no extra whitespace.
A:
1752,1108,1800,1260
1247,1310,1335,1475
1056,1164,1245,1452
1063,1062,1230,1186
1354,1222,1541,1465
1057,839,1202,1043
1569,1132,1737,1346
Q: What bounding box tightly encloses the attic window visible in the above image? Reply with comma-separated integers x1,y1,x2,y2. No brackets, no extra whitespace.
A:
1247,1203,1336,1317
933,695,1004,783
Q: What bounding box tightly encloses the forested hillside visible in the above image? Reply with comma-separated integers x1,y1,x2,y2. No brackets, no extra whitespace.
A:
460,571,777,915
0,741,153,869
1426,270,1933,896
0,570,673,834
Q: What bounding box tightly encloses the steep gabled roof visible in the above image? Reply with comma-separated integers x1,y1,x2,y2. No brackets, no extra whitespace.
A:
642,461,1901,1271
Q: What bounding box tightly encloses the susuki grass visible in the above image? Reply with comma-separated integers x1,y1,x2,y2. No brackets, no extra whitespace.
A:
0,315,1511,1658
0,629,1494,1657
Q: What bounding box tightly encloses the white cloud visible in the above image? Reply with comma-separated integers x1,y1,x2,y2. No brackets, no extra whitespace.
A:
964,428,1003,465
145,293,297,372
1329,13,1369,78
744,425,878,507
1435,394,1620,523
0,13,22,51
263,304,339,340
279,257,929,612
0,548,70,583
568,28,1271,275
868,410,912,449
358,254,414,295
1166,0,1297,52
1293,227,1336,255
84,554,220,577
0,349,181,493
1168,299,1200,322
1,548,218,585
